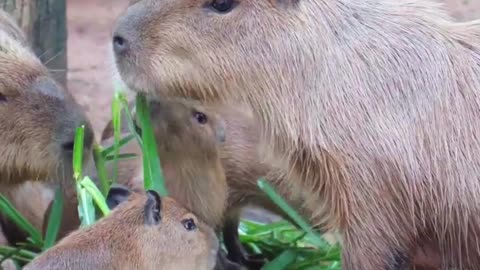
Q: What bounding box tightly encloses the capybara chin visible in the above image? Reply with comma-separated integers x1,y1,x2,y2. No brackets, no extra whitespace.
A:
112,0,480,269
0,10,94,184
24,186,219,270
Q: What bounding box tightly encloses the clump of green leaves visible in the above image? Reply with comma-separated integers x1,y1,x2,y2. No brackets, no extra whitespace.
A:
0,85,342,269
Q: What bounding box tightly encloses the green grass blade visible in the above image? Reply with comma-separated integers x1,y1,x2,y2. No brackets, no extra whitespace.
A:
73,125,96,227
261,249,298,270
73,125,85,180
42,187,64,251
80,176,111,216
117,93,143,145
111,92,123,184
101,134,135,157
135,93,168,196
0,246,37,262
257,178,328,248
0,196,43,247
93,144,110,197
76,184,95,227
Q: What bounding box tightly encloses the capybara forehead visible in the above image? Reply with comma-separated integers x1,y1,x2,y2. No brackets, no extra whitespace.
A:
111,192,194,225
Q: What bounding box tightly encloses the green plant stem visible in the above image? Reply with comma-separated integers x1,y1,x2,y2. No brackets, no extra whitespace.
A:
135,93,168,196
93,144,110,196
42,187,64,250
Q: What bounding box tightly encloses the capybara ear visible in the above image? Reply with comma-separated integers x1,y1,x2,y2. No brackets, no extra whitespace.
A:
144,190,162,225
106,184,132,210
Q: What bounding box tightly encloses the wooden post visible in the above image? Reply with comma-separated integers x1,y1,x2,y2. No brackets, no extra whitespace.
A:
0,0,67,87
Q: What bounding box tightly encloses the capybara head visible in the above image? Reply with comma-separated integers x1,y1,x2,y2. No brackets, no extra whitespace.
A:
142,97,226,156
0,10,94,183
112,0,295,103
24,185,219,270
132,97,228,228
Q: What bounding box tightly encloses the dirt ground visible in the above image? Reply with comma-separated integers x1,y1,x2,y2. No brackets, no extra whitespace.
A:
67,0,480,138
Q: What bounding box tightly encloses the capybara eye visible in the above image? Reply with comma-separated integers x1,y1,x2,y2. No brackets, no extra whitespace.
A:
209,0,236,13
181,218,197,231
194,111,208,124
0,93,6,102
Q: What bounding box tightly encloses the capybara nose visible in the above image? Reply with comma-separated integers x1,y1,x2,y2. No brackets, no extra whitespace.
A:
113,34,129,56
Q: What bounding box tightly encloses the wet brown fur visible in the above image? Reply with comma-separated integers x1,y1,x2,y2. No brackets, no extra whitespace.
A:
24,188,219,270
112,0,480,268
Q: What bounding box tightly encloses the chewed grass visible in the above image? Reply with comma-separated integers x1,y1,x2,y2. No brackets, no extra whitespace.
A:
0,87,342,269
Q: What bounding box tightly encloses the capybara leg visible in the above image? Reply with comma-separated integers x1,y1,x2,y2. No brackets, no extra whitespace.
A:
222,217,266,270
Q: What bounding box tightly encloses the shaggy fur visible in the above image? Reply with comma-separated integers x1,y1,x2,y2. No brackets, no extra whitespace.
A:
24,188,219,270
111,0,480,268
99,98,229,229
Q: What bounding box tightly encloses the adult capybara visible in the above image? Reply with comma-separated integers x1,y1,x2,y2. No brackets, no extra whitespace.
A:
0,9,94,184
144,98,306,267
111,0,480,268
24,185,220,270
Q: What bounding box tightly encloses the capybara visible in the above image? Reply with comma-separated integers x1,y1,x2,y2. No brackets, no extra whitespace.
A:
0,9,94,184
99,98,229,230
0,9,94,253
99,97,308,268
144,97,307,267
111,0,480,268
24,185,219,270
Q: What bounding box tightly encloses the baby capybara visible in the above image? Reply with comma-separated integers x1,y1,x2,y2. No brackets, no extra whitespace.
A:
0,9,94,184
24,185,219,270
110,0,480,268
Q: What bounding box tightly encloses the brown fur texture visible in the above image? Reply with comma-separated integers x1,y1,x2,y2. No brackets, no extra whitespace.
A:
96,130,247,270
145,98,309,266
111,0,480,268
24,187,219,270
0,10,94,254
0,9,94,184
99,97,314,268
